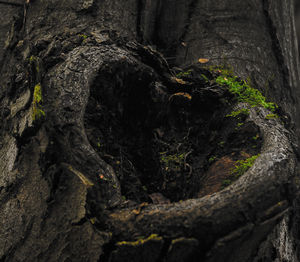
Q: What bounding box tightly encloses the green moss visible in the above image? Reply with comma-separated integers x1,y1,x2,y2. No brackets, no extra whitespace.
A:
226,108,249,118
216,75,277,112
116,234,162,247
78,34,88,41
32,83,45,121
200,64,277,113
265,113,279,120
221,154,260,189
176,69,193,78
208,156,217,163
160,153,185,164
236,122,244,128
90,217,96,224
160,152,185,171
231,154,260,178
218,141,225,147
29,55,36,63
96,138,101,148
29,55,40,73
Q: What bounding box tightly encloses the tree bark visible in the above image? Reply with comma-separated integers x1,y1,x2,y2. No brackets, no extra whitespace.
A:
0,0,300,261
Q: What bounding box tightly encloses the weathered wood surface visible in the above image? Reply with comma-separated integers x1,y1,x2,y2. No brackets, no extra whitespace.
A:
0,0,299,261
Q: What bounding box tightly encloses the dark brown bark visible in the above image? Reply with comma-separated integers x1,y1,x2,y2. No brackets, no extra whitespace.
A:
0,0,300,261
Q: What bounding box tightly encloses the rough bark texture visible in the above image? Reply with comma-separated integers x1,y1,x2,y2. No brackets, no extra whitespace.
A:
0,0,300,261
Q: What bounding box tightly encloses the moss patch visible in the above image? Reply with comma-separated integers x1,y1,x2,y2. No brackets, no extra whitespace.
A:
265,113,279,120
176,69,193,78
32,83,45,121
226,108,249,118
231,154,260,178
220,154,259,188
160,152,185,171
216,76,276,112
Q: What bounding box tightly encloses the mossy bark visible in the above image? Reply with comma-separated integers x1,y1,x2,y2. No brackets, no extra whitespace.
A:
0,0,300,261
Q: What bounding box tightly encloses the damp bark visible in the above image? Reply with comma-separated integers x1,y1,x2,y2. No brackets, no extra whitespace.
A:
0,0,300,262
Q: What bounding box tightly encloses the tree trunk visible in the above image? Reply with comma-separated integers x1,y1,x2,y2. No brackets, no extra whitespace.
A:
0,0,300,261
